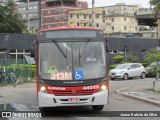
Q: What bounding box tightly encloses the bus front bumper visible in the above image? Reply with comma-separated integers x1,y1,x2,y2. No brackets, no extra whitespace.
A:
38,90,108,107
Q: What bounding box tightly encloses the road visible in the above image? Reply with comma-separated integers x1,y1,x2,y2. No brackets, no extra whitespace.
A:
0,78,160,120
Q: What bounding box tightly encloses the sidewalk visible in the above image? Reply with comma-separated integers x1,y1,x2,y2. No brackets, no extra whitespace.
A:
116,84,160,106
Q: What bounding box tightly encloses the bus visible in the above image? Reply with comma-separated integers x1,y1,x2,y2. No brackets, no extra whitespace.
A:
34,26,109,112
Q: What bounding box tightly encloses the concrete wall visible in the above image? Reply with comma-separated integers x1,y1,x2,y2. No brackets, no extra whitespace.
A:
108,37,160,64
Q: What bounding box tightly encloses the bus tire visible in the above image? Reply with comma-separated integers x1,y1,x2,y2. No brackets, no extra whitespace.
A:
92,105,104,111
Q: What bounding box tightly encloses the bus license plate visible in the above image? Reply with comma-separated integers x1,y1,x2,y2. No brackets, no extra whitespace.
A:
68,98,80,102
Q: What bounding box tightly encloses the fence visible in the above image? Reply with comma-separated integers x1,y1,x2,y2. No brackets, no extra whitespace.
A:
0,59,36,86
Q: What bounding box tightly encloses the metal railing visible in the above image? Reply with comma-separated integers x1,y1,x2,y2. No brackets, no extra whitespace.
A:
0,59,35,86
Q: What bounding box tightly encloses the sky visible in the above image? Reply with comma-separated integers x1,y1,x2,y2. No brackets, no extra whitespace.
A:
86,0,150,8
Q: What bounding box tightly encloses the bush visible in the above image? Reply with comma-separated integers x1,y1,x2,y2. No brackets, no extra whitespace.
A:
128,54,139,63
110,64,116,70
113,55,124,63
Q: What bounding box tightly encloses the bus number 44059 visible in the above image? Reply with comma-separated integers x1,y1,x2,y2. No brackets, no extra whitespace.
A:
83,85,99,90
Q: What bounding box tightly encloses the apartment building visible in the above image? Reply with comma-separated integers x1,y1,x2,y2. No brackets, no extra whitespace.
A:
69,7,104,28
16,0,39,31
41,0,87,29
68,3,140,36
104,3,139,35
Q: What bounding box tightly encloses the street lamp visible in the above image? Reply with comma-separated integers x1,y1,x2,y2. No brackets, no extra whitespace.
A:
92,0,95,28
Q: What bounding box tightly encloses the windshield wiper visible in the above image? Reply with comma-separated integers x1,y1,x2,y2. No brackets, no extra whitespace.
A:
52,40,67,58
79,39,90,58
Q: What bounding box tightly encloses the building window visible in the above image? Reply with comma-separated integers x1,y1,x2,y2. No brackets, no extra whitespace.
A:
77,15,79,18
48,18,51,22
70,14,73,18
84,15,86,19
89,15,92,19
77,22,79,26
84,23,86,27
103,19,105,23
135,26,137,30
112,26,114,31
112,18,114,22
96,23,99,27
124,26,127,30
96,14,99,18
10,49,31,64
22,14,26,18
89,23,92,27
48,25,51,28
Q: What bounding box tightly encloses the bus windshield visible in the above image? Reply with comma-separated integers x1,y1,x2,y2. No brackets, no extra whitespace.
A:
39,41,106,80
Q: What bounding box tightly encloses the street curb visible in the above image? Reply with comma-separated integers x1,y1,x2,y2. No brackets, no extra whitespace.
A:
116,87,160,106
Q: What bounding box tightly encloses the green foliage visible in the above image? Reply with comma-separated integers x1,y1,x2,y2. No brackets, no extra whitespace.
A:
23,29,36,35
0,64,36,78
139,26,149,31
113,55,124,63
146,62,160,75
144,48,160,64
109,64,116,70
0,0,26,33
127,54,139,63
141,63,149,67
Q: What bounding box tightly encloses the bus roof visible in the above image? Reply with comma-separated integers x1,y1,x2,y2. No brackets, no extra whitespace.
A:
38,26,102,33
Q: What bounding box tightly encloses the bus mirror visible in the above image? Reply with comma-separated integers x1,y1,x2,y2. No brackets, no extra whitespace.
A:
105,38,110,53
31,40,37,57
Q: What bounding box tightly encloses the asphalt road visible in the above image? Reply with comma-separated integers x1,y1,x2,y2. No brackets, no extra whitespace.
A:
0,78,160,120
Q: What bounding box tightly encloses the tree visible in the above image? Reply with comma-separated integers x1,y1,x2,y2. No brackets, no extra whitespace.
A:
0,0,26,33
144,48,160,64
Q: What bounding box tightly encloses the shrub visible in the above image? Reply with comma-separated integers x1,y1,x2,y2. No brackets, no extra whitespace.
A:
128,54,139,63
113,55,124,63
110,64,116,70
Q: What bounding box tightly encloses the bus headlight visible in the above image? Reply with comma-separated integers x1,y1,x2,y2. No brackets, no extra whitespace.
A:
100,81,107,91
39,82,47,93
101,85,107,90
40,86,46,92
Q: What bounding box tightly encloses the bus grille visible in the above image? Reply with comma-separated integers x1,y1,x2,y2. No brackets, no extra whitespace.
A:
52,90,94,96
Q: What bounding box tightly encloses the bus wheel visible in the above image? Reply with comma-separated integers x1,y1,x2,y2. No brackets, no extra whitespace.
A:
92,105,104,111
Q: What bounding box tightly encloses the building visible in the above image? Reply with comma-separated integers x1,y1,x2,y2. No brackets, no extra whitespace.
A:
16,0,39,31
40,0,87,29
104,3,139,36
0,33,36,64
69,7,104,28
68,3,140,36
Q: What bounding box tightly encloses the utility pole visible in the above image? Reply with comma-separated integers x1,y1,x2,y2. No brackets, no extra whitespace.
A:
38,0,41,29
92,0,95,28
27,0,30,30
